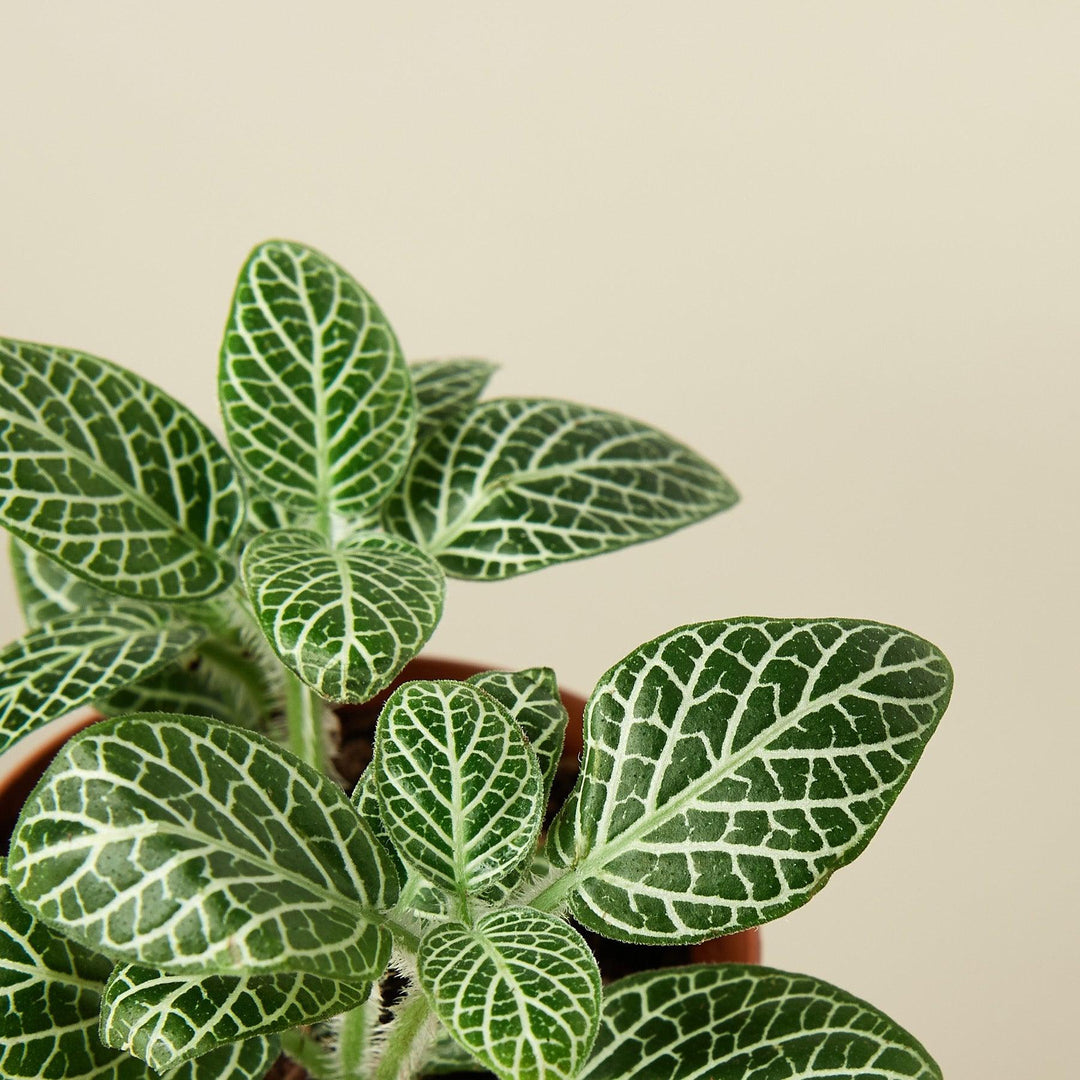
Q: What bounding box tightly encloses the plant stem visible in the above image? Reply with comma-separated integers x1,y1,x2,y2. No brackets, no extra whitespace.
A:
284,669,329,773
370,992,433,1080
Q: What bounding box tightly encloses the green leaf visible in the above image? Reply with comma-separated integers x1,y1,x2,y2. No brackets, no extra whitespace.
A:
580,964,941,1080
99,962,368,1071
420,1033,492,1075
373,681,543,896
0,338,241,600
9,537,114,627
410,358,497,443
0,865,144,1080
0,607,205,754
418,907,601,1080
382,398,738,580
242,528,445,703
167,1036,280,1080
544,619,952,943
9,714,398,980
219,239,415,526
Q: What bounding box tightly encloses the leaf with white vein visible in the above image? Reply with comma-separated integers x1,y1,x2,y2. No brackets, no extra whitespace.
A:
219,240,415,524
373,681,543,896
418,907,600,1080
8,714,398,979
544,618,952,942
0,607,205,753
167,1036,280,1080
410,358,497,443
382,398,738,580
9,537,115,626
242,528,445,703
0,338,241,599
580,964,941,1080
99,963,368,1070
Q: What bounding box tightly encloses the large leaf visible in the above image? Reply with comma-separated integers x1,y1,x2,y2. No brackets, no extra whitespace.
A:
0,607,205,753
410,358,497,443
373,681,543,896
219,240,415,526
0,338,241,600
169,1036,280,1080
9,714,398,980
242,528,445,703
544,619,952,942
418,908,600,1080
382,398,738,579
580,964,941,1080
99,963,368,1071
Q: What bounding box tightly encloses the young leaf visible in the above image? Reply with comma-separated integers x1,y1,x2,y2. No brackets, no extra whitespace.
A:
242,528,445,703
373,681,543,896
543,619,952,943
0,338,241,600
410,358,497,443
219,240,415,526
168,1036,280,1080
580,964,941,1080
0,606,205,753
418,907,601,1080
382,398,738,580
99,963,369,1071
8,714,398,980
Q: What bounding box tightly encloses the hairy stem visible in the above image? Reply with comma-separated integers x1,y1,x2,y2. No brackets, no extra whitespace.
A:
284,670,330,772
370,992,434,1080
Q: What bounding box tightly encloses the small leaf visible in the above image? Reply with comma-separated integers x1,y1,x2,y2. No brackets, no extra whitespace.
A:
99,962,368,1070
9,714,398,980
418,907,600,1080
166,1036,280,1080
220,239,415,524
9,537,114,627
242,528,445,703
0,338,241,600
546,619,952,942
374,681,543,896
580,964,941,1080
382,398,738,580
0,607,205,753
410,358,497,442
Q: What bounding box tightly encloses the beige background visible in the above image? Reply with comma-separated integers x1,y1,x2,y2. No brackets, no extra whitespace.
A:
1,2,1077,1076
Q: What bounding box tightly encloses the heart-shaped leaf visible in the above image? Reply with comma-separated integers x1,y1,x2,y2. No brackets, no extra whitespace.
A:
0,338,241,600
410,358,497,443
418,907,600,1080
382,398,738,580
580,964,941,1080
9,714,398,980
219,240,415,527
242,528,445,703
544,618,952,942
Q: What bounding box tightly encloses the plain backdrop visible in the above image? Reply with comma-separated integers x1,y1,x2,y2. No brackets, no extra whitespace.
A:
1,3,1077,1076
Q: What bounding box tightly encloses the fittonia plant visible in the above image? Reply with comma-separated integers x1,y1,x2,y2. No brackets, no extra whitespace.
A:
0,241,952,1080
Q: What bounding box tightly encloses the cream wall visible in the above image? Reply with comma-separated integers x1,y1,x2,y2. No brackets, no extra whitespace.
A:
1,3,1076,1076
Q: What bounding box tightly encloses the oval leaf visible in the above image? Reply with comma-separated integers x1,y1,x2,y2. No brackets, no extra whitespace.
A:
242,528,445,703
581,964,941,1080
382,398,738,579
9,538,114,627
418,908,600,1080
9,714,398,980
545,619,953,942
410,358,497,443
168,1036,280,1080
374,681,543,896
219,240,415,523
0,338,241,600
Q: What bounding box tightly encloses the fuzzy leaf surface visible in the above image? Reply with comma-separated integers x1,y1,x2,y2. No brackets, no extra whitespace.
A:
418,908,600,1080
9,714,398,979
546,619,952,942
0,607,205,753
374,681,543,895
219,240,415,522
382,398,738,579
410,358,497,442
242,528,444,703
581,964,941,1080
0,338,241,599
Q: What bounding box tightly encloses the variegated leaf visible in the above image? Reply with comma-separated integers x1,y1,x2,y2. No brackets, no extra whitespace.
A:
0,338,241,600
242,528,445,703
99,963,368,1071
0,607,205,753
382,398,738,580
420,1033,492,1076
373,681,543,897
581,964,941,1080
418,908,600,1080
410,358,497,443
219,240,415,526
9,537,114,626
9,714,398,980
167,1036,280,1080
541,619,952,943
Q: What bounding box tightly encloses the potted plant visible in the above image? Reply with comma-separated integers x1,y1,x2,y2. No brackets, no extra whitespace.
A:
0,240,952,1080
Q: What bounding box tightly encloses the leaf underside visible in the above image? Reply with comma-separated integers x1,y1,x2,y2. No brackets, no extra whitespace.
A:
410,358,497,443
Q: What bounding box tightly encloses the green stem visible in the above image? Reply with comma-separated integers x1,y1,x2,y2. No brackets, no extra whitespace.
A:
284,669,329,773
338,987,382,1079
371,992,433,1080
